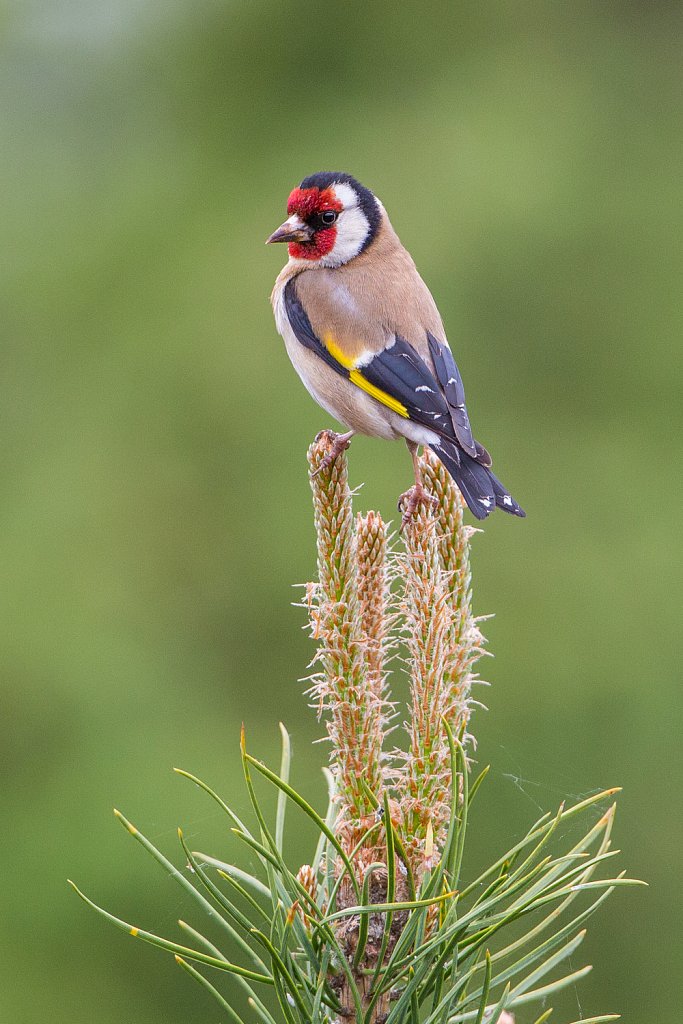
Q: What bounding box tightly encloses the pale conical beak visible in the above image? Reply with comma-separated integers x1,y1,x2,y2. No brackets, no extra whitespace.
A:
266,215,314,245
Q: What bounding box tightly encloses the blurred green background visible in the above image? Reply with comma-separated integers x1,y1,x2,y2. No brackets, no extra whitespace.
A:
2,1,681,1021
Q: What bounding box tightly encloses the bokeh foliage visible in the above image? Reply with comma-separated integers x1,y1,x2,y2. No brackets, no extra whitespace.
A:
1,2,680,1021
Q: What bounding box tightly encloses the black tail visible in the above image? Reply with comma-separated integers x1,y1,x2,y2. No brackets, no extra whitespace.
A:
430,441,525,521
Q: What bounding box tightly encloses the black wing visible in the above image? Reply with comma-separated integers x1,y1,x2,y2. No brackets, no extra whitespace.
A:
426,332,483,459
359,334,456,436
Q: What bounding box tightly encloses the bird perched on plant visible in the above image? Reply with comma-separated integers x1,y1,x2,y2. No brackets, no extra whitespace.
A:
267,172,525,524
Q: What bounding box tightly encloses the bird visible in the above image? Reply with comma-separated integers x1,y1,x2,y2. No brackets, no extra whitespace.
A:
267,171,525,525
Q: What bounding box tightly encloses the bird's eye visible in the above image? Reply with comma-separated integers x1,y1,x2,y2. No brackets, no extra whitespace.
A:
319,210,338,226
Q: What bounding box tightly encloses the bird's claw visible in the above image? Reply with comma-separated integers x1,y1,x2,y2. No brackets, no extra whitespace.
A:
311,431,353,478
398,483,438,530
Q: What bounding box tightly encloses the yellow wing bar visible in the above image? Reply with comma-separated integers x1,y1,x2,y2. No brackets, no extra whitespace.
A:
325,336,409,419
348,369,408,417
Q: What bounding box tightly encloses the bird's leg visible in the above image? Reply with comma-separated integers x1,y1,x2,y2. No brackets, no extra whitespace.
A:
398,441,438,529
311,429,355,478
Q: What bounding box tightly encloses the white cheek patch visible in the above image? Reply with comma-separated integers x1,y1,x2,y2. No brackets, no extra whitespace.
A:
325,207,370,266
319,182,371,268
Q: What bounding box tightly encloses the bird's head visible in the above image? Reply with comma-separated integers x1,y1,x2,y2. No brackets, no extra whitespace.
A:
266,172,382,268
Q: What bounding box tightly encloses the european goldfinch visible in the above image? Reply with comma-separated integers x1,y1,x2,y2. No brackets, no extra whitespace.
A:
268,172,525,524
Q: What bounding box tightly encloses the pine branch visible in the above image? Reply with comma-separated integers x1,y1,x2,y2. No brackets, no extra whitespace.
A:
71,435,640,1024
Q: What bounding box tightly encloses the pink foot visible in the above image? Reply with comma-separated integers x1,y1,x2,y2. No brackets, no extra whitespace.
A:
398,483,438,530
311,430,353,478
